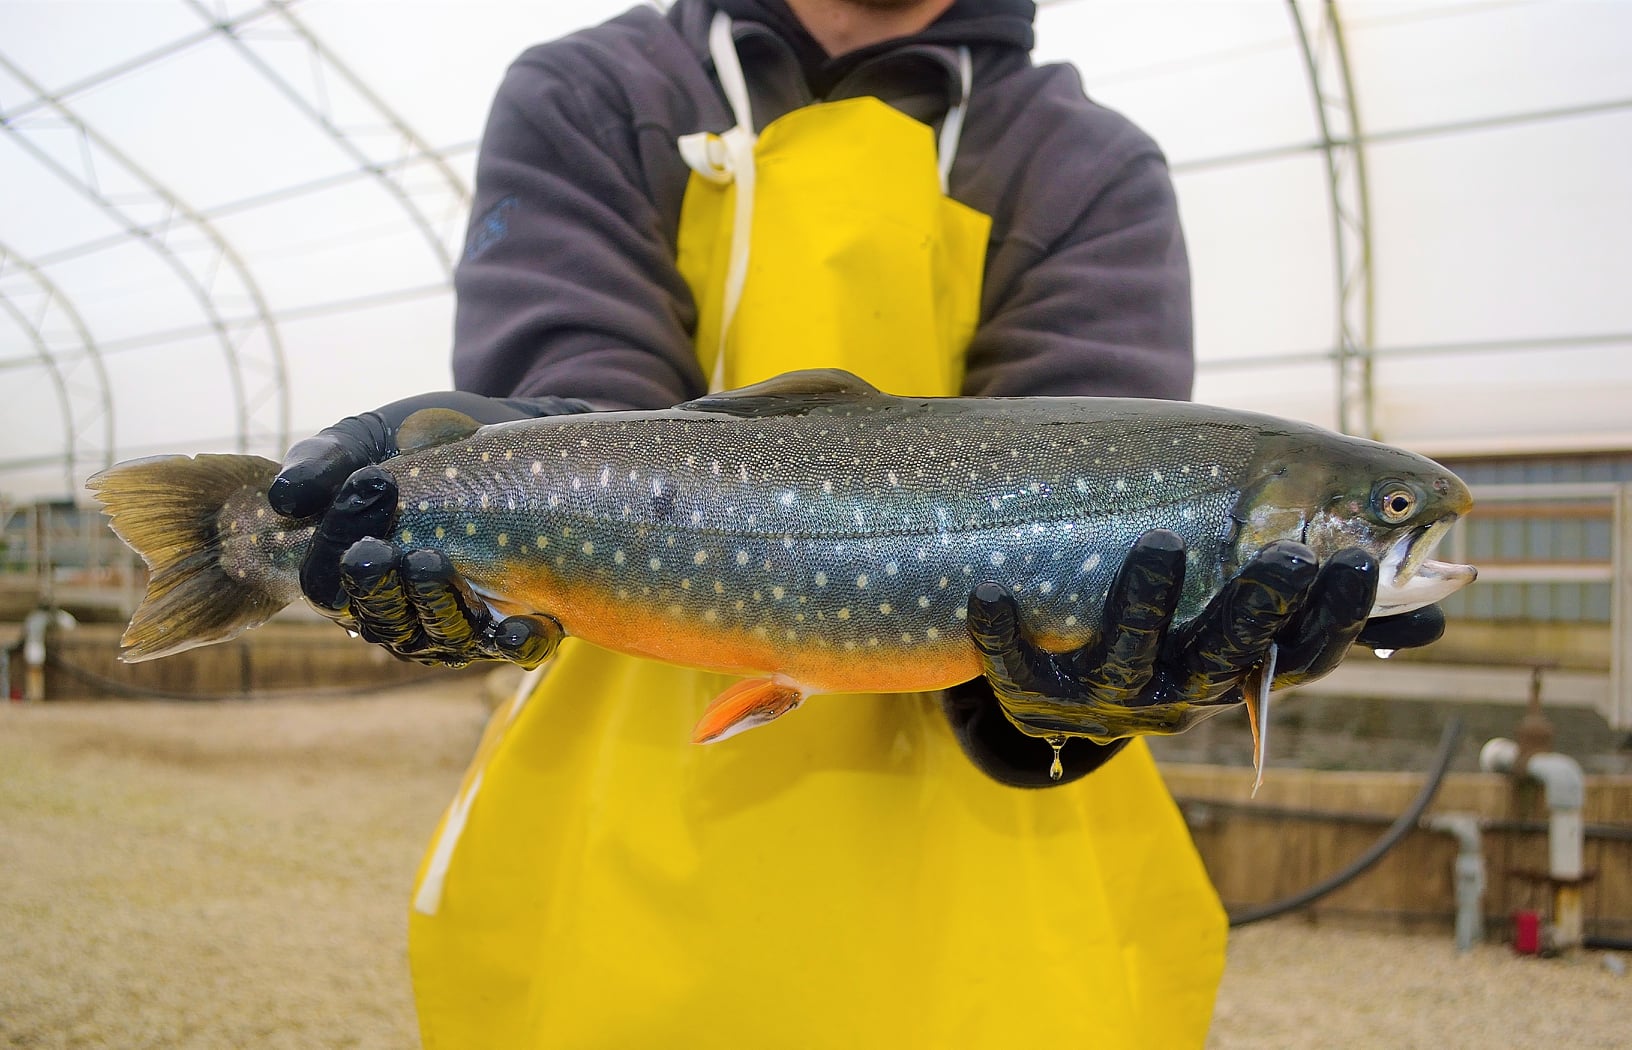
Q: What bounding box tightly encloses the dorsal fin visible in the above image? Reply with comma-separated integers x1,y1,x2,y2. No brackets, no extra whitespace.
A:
678,369,885,419
397,408,483,452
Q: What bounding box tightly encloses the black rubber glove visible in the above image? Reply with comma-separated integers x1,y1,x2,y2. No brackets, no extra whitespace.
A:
270,391,594,668
948,530,1434,786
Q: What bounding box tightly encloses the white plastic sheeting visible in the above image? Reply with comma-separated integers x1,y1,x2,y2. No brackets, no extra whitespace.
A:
1,0,1629,502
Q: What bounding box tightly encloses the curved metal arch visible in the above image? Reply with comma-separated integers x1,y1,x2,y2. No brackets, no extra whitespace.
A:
1288,0,1377,439
0,52,290,456
185,0,471,280
0,240,114,492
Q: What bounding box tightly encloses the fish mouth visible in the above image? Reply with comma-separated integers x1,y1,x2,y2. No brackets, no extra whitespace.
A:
1372,517,1477,617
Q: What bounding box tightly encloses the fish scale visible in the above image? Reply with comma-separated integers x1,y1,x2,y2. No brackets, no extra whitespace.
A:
91,368,1476,747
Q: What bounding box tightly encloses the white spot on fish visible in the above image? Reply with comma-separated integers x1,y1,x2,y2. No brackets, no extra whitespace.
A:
1210,465,1221,478
536,535,549,549
856,574,870,588
691,510,703,525
531,461,542,474
1082,553,1101,572
878,603,892,615
736,550,750,566
772,586,786,600
927,627,940,641
497,533,511,548
900,632,913,643
989,551,1006,567
714,580,725,595
410,467,421,478
445,467,458,479
600,467,611,487
780,491,796,506
614,549,625,564
1065,615,1079,627
1040,581,1054,594
1115,478,1127,491
694,550,708,565
867,637,880,648
580,540,593,555
888,471,898,486
435,527,446,540
836,607,851,621
418,500,429,512
822,480,833,494
954,608,967,620
1152,470,1164,482
399,530,411,544
680,579,691,590
815,572,828,587
885,561,899,576
465,523,477,536
704,609,718,623
255,507,265,520
650,557,662,570
669,604,684,617
481,494,491,509
918,596,931,608
939,577,949,589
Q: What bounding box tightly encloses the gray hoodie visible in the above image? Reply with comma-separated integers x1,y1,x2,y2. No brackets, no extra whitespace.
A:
451,0,1194,411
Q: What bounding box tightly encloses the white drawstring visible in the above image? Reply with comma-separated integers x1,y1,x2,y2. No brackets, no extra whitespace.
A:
938,47,972,194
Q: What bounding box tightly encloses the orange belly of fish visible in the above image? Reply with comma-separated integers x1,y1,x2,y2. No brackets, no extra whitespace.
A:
487,575,982,696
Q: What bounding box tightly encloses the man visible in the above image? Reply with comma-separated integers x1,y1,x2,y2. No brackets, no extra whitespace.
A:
272,2,1439,1045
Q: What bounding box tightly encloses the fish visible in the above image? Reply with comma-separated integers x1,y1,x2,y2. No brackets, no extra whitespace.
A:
89,369,1476,752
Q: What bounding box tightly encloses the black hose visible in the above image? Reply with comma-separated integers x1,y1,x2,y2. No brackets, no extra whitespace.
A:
1227,716,1464,927
1585,935,1632,952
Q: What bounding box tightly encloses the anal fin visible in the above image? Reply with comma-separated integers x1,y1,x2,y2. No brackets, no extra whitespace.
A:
692,678,805,743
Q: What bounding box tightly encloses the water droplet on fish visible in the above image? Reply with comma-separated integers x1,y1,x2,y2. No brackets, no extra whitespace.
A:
1046,734,1066,781
1375,648,1396,660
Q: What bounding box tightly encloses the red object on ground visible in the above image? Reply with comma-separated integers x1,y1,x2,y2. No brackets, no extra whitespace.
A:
1512,910,1542,954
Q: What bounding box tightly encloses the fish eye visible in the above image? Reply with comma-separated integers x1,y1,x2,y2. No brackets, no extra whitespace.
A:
1372,482,1419,524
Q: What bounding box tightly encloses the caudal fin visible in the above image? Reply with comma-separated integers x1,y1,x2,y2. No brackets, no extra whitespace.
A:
88,454,292,662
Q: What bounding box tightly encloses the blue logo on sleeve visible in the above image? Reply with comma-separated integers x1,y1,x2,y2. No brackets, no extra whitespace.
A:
465,196,518,260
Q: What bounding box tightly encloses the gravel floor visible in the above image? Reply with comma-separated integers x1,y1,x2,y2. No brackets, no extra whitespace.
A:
2,685,1627,1049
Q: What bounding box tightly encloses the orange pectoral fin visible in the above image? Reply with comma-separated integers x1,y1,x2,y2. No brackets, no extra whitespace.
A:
692,678,806,744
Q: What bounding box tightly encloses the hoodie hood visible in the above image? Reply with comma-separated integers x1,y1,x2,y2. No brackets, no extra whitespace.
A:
708,0,1035,95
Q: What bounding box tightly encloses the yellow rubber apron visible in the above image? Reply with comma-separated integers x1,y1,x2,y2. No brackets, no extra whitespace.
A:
408,14,1225,1048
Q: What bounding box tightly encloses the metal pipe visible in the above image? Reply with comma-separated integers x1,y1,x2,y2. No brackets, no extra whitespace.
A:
21,607,74,702
1479,737,1587,951
1423,813,1486,951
